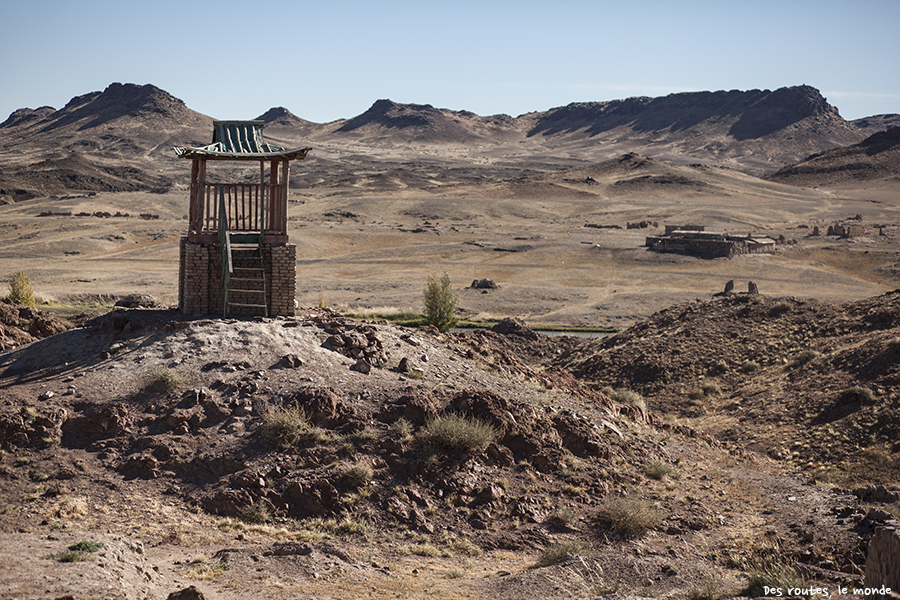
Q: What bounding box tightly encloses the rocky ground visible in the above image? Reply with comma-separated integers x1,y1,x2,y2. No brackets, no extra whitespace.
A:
0,296,897,599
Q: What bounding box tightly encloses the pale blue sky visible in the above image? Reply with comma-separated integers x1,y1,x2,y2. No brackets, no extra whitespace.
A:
2,0,899,123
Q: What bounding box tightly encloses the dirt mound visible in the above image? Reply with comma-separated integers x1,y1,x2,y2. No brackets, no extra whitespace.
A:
555,291,900,486
0,298,69,352
0,306,891,598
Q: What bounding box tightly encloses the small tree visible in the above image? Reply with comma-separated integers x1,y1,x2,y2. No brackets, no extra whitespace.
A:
8,271,35,307
423,272,458,332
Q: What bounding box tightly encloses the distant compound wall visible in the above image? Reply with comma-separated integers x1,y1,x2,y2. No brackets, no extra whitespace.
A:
178,238,296,317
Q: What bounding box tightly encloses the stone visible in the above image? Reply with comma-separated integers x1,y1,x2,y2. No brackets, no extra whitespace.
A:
490,317,538,340
748,281,759,294
167,586,205,600
470,278,499,289
281,353,304,368
351,359,372,374
724,280,734,294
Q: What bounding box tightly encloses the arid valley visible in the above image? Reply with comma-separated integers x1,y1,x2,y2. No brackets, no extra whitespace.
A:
0,83,899,599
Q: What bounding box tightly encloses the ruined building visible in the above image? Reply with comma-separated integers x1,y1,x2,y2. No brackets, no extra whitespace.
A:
646,226,776,258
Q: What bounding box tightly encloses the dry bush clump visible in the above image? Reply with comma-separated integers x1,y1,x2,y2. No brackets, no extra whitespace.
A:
537,540,590,567
390,417,414,442
342,460,374,488
417,413,497,455
600,495,666,537
260,405,329,448
838,385,875,404
603,387,647,412
181,557,230,580
640,459,673,481
143,365,185,392
789,349,821,368
237,499,272,525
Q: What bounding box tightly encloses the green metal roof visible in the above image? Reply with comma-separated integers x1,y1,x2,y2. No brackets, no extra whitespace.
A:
175,120,310,160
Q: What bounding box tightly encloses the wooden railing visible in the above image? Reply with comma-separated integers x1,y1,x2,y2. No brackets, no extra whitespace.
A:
191,182,287,236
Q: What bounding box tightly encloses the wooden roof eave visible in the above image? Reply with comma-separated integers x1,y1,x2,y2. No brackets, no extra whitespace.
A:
174,146,311,161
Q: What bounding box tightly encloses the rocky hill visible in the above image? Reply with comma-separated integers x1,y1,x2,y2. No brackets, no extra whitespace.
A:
556,291,900,488
766,126,900,186
0,302,895,598
2,83,897,202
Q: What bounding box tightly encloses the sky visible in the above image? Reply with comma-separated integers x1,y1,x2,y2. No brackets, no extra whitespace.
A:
2,0,899,124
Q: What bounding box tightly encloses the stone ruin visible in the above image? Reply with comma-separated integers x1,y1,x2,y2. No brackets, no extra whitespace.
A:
827,223,866,238
646,225,776,258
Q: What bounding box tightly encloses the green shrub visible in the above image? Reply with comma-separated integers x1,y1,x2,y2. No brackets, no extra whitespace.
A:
423,272,458,332
68,540,104,552
536,541,590,567
418,413,497,455
8,271,35,307
52,550,89,563
601,495,666,537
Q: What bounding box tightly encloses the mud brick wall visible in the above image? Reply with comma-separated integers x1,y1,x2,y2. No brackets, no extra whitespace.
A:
866,523,900,598
268,244,297,317
179,237,210,314
179,239,296,317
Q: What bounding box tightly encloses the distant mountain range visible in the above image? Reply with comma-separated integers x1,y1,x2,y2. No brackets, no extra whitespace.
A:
0,82,898,201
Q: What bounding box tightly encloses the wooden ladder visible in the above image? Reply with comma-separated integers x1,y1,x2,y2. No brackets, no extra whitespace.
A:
223,232,268,317
218,189,268,318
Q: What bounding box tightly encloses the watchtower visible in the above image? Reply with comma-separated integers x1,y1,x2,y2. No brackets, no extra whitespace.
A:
175,121,310,317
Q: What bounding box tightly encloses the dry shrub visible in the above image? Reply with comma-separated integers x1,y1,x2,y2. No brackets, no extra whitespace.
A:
640,459,673,481
537,540,590,567
181,559,229,580
602,387,647,412
261,405,329,448
839,385,875,404
601,495,666,537
390,417,414,442
238,499,272,525
789,349,820,368
418,413,497,455
342,460,374,488
143,365,185,392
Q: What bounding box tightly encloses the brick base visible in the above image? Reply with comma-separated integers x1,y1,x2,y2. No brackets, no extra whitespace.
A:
178,238,296,317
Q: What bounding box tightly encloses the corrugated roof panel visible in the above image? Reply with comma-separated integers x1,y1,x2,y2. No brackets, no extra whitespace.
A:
175,120,311,160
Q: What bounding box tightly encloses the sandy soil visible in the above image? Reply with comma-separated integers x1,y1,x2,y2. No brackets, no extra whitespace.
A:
1,174,899,329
